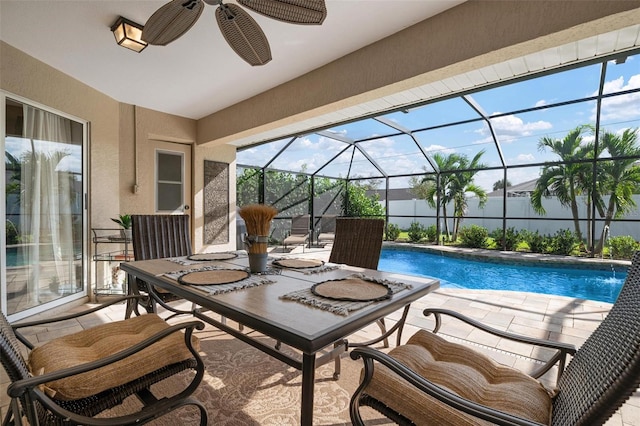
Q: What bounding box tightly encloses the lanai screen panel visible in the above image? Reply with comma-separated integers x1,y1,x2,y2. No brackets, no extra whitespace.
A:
413,121,499,171
236,137,290,168
324,118,400,141
471,63,603,114
268,134,348,174
358,134,432,180
382,97,480,131
493,101,596,168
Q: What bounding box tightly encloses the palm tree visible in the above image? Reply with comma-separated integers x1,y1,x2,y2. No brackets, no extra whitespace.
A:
419,152,462,241
592,128,640,254
450,151,488,241
531,126,592,243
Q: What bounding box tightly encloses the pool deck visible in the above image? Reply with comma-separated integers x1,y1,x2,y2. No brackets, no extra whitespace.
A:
2,244,638,424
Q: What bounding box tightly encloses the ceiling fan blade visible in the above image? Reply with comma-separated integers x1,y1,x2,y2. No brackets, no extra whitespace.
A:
142,0,204,46
237,0,326,25
216,3,272,66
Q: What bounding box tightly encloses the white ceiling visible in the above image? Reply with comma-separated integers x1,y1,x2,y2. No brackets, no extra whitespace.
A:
0,0,465,120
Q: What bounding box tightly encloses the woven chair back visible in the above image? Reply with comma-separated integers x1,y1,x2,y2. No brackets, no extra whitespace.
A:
1,312,48,423
0,312,30,383
131,214,193,261
329,217,384,270
552,251,640,425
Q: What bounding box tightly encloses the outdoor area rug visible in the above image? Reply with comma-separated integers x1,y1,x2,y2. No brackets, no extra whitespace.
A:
98,325,392,425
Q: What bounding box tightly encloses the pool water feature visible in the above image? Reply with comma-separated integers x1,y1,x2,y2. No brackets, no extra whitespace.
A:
379,248,627,303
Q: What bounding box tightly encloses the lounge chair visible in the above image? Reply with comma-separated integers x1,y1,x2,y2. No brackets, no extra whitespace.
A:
349,251,640,426
283,214,310,251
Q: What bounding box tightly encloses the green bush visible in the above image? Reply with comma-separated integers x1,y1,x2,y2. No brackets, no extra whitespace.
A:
5,220,19,245
521,230,547,253
425,225,437,242
458,225,489,248
489,227,521,251
385,223,401,241
407,222,427,243
549,229,578,255
608,235,639,260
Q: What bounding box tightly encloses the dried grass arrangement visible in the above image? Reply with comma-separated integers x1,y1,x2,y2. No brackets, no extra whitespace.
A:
239,204,278,254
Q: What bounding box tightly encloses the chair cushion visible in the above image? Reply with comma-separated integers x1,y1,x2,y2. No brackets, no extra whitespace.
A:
28,314,199,401
365,330,552,425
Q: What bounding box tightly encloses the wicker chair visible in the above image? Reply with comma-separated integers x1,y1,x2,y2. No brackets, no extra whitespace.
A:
128,214,195,319
1,296,207,425
349,251,640,426
328,217,406,348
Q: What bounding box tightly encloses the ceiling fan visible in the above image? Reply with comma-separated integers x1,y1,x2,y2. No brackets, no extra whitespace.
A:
142,0,327,66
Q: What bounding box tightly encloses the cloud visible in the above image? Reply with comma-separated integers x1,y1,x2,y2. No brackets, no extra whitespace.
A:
591,73,640,122
534,100,547,107
516,153,535,162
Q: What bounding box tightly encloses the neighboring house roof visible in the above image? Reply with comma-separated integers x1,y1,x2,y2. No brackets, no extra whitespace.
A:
486,179,539,198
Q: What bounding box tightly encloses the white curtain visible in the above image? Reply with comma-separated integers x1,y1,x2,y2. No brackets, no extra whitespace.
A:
21,105,74,301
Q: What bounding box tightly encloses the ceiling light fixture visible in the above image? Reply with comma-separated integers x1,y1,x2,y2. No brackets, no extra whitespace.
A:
111,16,148,53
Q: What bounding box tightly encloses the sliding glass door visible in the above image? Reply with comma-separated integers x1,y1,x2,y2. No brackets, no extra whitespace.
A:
3,95,87,320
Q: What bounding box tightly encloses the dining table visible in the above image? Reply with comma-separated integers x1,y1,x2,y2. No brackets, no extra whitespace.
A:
120,252,440,425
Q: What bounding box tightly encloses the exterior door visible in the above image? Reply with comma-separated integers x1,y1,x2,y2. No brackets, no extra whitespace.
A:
3,95,87,320
154,141,191,215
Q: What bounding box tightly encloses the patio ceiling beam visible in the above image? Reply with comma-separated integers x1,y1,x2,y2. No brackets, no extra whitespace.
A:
462,94,506,168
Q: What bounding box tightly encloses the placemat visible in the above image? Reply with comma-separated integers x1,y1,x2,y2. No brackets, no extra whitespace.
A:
280,274,413,316
168,252,246,265
178,269,249,285
310,277,392,302
271,258,341,275
187,252,238,261
165,266,275,295
272,258,324,269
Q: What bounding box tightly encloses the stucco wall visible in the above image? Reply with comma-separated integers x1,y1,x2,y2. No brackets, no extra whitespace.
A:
1,42,238,293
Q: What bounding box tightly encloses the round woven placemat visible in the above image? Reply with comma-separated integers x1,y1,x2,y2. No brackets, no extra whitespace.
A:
178,269,249,286
273,258,324,269
187,253,238,261
311,277,392,302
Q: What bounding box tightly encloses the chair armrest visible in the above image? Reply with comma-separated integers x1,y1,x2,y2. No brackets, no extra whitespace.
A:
7,320,204,398
12,296,147,349
350,347,545,426
424,308,576,380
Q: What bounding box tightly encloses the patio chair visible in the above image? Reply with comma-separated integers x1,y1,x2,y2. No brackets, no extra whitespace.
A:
329,217,402,348
1,296,207,425
283,214,310,251
349,251,640,426
317,214,337,246
129,214,194,319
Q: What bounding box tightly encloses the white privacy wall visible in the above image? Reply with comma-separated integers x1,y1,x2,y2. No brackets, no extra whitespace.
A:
387,195,640,240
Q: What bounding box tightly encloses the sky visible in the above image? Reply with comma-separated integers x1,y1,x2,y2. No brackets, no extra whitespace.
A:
238,53,640,192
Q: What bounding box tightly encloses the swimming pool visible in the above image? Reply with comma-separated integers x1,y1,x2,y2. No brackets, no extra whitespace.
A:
379,248,627,303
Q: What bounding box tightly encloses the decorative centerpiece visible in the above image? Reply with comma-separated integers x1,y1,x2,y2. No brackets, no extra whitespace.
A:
239,204,278,273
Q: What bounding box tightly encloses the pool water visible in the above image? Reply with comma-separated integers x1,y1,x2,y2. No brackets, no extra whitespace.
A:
379,249,626,303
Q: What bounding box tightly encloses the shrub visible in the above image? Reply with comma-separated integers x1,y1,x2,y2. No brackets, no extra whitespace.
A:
608,235,640,260
522,230,547,253
385,223,401,241
489,227,521,251
549,229,578,255
6,220,19,245
425,225,437,242
458,225,489,248
407,222,427,243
